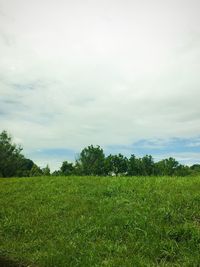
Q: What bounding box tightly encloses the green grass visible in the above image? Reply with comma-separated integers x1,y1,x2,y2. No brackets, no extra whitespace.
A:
0,176,200,267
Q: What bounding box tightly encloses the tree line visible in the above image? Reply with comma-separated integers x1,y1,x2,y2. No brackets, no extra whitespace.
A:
1,130,200,177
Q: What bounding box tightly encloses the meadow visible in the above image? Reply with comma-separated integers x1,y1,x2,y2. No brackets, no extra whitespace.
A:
0,176,200,267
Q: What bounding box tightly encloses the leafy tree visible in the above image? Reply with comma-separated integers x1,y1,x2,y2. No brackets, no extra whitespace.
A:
141,155,155,176
76,145,105,175
0,130,194,178
133,157,145,176
188,164,200,176
128,155,155,176
16,158,34,177
127,154,138,176
174,165,190,176
190,164,200,172
155,157,179,176
105,154,128,176
0,130,23,177
60,161,74,176
42,164,51,176
29,164,43,177
52,170,62,176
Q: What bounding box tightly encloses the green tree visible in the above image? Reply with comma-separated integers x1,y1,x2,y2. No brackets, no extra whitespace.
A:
42,164,51,176
127,154,138,176
155,157,179,176
190,164,200,175
29,164,43,177
60,161,74,176
52,170,62,176
141,155,155,176
174,165,190,176
127,154,150,176
76,145,105,175
0,130,23,177
105,154,128,176
16,158,34,177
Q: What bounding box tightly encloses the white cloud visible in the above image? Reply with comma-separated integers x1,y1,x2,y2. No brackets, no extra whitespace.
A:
0,0,200,169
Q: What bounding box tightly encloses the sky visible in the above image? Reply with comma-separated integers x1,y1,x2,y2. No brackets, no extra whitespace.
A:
0,0,200,170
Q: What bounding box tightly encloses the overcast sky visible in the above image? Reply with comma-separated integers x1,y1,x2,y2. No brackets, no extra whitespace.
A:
0,0,200,170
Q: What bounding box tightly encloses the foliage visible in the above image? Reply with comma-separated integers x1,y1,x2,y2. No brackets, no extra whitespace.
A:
42,164,51,176
29,164,43,177
60,161,74,176
1,130,200,177
105,153,128,176
141,155,155,175
190,164,200,176
51,170,62,176
155,157,179,176
76,145,105,175
0,130,44,177
0,130,24,177
174,165,191,176
16,158,34,177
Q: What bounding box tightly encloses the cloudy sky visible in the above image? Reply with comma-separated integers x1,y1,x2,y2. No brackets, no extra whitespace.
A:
0,0,200,170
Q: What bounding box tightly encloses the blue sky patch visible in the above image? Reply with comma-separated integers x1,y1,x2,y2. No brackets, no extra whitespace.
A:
105,137,200,159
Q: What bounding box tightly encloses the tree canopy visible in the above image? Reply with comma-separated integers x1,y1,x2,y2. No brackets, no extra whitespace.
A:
75,145,105,175
0,131,42,177
1,130,200,177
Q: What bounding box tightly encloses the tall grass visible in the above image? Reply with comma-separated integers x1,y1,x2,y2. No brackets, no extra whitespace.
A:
0,176,200,266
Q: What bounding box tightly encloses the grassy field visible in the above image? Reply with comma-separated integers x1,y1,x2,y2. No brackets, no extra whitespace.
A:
0,176,200,267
